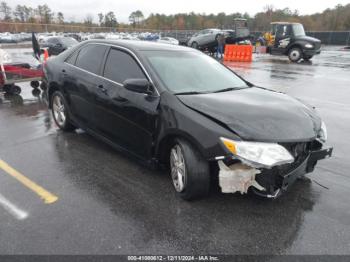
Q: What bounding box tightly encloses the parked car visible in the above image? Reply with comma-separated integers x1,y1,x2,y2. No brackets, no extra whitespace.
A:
187,28,222,50
38,33,56,43
0,33,19,43
41,36,79,56
157,37,179,45
44,40,332,200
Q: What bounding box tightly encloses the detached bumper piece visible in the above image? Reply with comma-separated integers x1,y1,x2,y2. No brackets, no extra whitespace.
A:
253,147,333,198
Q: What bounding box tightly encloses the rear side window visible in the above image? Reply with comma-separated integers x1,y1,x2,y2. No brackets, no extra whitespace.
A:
103,48,145,83
65,49,79,65
75,44,107,75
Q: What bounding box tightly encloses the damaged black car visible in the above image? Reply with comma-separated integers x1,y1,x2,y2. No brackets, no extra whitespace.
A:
44,40,333,200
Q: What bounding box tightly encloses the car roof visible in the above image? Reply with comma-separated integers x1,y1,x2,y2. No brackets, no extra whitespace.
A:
85,39,192,52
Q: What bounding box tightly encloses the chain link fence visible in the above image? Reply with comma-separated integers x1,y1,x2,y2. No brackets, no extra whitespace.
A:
1,22,350,45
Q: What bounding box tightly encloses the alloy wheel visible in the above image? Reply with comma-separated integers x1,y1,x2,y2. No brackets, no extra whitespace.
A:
52,95,66,127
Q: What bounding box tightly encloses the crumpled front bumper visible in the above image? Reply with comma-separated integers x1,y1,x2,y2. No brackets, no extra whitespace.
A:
253,147,333,198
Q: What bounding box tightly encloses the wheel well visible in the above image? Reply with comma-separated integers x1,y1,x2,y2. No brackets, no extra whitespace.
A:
48,83,60,108
157,134,204,167
287,44,303,54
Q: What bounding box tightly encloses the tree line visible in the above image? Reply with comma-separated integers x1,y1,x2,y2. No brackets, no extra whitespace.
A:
0,1,349,31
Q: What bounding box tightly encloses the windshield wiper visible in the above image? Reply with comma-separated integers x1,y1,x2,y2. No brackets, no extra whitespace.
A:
212,86,246,93
174,91,206,95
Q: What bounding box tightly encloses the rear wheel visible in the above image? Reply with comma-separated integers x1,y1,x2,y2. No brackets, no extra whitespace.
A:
169,138,210,200
51,91,75,131
288,47,302,62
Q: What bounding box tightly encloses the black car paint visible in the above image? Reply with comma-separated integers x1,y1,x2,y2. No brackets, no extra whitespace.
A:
177,88,321,142
285,35,321,56
44,40,331,196
45,41,240,162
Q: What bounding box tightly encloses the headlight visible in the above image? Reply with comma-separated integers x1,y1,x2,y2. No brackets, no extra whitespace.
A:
318,121,327,143
220,137,294,168
305,43,313,48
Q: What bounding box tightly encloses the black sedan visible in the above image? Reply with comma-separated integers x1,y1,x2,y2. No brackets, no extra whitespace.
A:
41,36,79,56
43,40,332,200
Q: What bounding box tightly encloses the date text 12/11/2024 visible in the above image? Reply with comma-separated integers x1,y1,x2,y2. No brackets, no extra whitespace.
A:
127,255,219,261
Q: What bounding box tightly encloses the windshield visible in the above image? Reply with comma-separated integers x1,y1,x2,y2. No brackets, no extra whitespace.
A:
292,24,306,36
61,37,78,47
143,51,249,94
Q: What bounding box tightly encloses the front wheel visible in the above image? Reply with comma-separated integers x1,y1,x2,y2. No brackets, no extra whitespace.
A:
169,138,210,200
51,91,75,131
288,47,302,62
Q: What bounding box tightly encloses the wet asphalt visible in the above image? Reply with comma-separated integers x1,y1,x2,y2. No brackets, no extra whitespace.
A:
0,46,349,255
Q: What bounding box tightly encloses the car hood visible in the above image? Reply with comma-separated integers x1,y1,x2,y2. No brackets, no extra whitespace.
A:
177,87,321,142
295,35,321,43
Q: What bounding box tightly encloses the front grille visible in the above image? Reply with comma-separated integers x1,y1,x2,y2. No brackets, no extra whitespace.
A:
255,141,314,193
279,142,309,173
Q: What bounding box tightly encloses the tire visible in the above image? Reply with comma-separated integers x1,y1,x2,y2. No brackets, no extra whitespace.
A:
51,90,75,131
30,81,40,89
3,85,12,93
169,138,210,200
288,47,302,62
4,85,21,95
303,55,313,61
40,81,47,91
32,88,41,97
12,85,21,95
191,42,199,49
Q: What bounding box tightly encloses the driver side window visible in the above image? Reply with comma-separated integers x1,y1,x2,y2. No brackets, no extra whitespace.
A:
103,48,146,84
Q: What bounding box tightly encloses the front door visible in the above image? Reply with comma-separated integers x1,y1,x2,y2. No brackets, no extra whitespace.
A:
94,47,160,159
271,24,292,54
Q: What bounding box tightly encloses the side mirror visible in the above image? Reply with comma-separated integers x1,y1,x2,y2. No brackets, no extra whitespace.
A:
123,78,154,95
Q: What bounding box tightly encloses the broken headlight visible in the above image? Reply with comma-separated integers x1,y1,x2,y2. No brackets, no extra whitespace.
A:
220,137,294,169
317,121,328,143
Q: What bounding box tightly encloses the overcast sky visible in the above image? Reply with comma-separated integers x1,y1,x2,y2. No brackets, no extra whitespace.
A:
9,0,350,23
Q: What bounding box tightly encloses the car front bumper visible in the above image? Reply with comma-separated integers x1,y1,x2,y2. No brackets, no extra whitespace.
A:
304,48,321,56
253,147,333,198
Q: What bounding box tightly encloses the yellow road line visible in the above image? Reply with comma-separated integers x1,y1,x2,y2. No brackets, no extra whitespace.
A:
0,159,58,204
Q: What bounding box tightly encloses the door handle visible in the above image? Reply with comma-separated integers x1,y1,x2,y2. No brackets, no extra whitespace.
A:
98,84,108,94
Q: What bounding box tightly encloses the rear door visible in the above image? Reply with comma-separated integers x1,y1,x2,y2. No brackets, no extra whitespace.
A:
94,47,160,158
63,44,108,128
